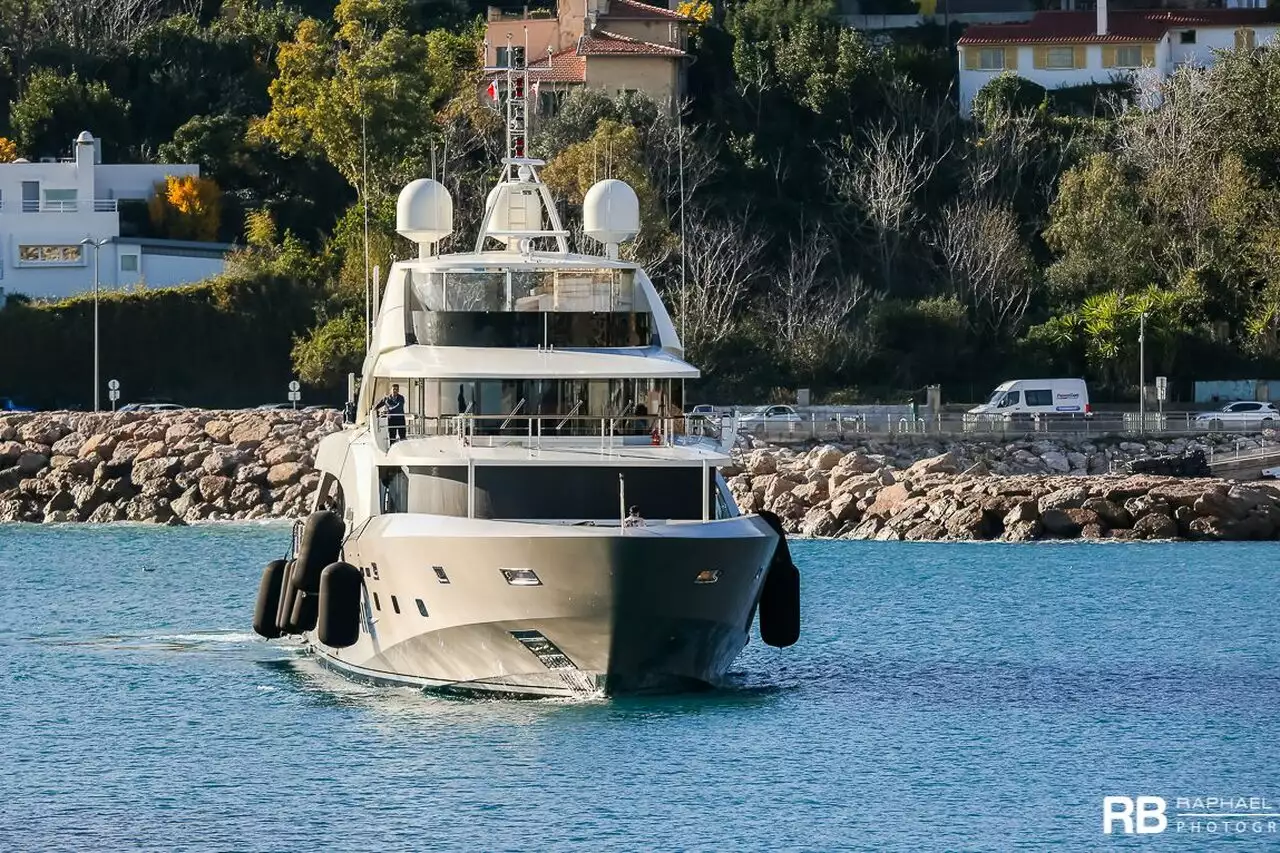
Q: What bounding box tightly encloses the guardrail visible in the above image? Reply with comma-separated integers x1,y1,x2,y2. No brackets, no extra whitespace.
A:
371,412,729,453
0,199,119,213
733,411,1280,442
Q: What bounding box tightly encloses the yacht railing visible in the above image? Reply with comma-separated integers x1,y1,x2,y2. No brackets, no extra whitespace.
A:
371,412,728,453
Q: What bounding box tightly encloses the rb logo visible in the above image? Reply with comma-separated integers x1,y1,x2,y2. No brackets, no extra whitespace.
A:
1103,796,1167,834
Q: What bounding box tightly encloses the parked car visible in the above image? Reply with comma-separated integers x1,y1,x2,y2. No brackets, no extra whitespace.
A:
687,404,716,417
737,405,803,432
1194,401,1279,428
0,396,33,412
118,402,186,412
255,403,294,411
967,378,1091,420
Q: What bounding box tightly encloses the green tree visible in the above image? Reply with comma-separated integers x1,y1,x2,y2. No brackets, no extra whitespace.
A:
9,69,130,160
292,311,367,389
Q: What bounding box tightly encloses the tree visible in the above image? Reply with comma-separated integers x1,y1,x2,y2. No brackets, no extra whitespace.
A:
257,0,481,195
292,311,366,389
935,198,1036,341
148,175,222,241
9,69,131,160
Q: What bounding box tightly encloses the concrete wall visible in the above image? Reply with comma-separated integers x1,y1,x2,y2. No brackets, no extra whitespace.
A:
485,17,561,64
585,55,679,100
603,18,682,46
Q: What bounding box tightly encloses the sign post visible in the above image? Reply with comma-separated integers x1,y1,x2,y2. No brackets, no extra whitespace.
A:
1155,375,1168,416
288,380,301,410
107,378,120,412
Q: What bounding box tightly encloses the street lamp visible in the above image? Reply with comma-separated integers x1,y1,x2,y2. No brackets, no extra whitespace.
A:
1138,311,1148,431
80,237,110,412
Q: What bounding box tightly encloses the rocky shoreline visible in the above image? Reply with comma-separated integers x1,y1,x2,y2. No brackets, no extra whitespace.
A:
0,410,340,524
726,444,1280,541
3,411,1278,541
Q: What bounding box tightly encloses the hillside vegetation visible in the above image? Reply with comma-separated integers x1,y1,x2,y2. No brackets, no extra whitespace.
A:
2,0,1279,407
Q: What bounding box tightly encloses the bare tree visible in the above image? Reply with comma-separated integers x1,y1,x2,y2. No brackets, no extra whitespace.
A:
25,0,198,56
827,123,942,292
934,198,1036,340
762,223,872,377
670,207,767,365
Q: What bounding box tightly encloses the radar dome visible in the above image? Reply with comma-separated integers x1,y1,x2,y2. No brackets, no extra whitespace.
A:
396,179,453,252
583,179,640,248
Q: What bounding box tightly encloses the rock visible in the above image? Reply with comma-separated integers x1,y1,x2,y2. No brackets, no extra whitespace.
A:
1148,481,1220,509
133,440,169,462
1124,494,1171,522
170,486,200,519
123,496,174,523
1040,508,1083,538
86,502,123,523
1080,523,1105,539
876,467,896,486
904,520,946,541
264,444,302,467
943,504,994,540
1040,451,1071,474
202,448,248,475
809,445,844,472
1038,485,1091,513
745,449,776,476
1133,512,1178,540
906,451,959,477
763,477,795,507
960,461,990,478
204,420,234,443
50,432,86,456
0,440,23,465
235,464,270,485
865,483,911,518
15,451,49,476
43,508,79,523
799,507,840,537
198,474,234,502
792,480,828,505
78,433,118,460
829,492,860,523
1003,500,1038,526
229,420,272,447
770,490,806,521
1002,519,1042,542
1082,497,1131,529
835,452,880,474
131,456,182,484
845,516,882,539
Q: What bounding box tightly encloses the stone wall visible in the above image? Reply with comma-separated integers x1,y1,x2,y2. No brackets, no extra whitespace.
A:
0,410,340,524
726,444,1280,541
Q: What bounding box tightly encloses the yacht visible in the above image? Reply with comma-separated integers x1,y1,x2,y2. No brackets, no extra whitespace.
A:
251,64,799,697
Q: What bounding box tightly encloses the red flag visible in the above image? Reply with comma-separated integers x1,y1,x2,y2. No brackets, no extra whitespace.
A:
486,80,498,101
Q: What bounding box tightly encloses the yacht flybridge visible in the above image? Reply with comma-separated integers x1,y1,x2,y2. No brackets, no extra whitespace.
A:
251,58,799,697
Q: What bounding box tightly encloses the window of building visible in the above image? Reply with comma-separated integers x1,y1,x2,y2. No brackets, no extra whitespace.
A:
42,188,78,212
120,253,139,273
1024,389,1053,407
977,47,1006,70
1045,47,1076,69
1180,30,1196,44
17,245,83,266
416,599,429,617
1115,46,1143,68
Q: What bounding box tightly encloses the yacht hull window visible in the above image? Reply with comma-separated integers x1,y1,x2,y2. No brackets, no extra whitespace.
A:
414,310,650,348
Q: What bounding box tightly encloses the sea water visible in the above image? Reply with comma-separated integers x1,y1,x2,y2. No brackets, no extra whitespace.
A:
1,525,1277,851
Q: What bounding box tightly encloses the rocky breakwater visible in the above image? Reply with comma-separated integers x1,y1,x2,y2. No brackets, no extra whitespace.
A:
727,445,1280,542
0,409,341,524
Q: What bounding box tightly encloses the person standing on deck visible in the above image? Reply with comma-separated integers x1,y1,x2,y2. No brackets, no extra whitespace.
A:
376,383,407,443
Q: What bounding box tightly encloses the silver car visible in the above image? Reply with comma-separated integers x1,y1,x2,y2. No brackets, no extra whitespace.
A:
1195,401,1279,429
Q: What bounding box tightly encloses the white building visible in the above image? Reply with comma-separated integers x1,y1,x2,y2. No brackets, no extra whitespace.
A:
0,131,229,301
957,7,1280,116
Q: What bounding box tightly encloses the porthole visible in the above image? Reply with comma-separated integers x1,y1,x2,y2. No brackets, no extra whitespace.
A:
372,592,381,611
391,595,401,614
416,599,428,617
502,568,541,586
433,566,450,583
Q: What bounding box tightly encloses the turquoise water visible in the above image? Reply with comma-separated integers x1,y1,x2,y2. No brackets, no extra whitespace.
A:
1,525,1277,852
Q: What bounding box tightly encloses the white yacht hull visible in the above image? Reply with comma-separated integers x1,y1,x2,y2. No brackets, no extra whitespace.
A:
304,513,779,697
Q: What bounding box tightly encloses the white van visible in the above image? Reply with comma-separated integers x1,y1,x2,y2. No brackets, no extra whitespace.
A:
968,378,1091,418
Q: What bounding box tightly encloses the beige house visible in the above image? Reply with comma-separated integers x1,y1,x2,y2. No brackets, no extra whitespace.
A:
484,0,689,111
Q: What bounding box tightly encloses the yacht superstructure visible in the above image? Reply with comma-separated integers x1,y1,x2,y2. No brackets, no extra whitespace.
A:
251,54,799,696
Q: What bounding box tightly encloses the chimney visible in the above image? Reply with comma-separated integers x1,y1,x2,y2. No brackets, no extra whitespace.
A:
74,130,96,168
1096,0,1108,36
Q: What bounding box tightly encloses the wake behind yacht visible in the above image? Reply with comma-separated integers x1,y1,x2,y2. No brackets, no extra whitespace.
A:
251,60,799,697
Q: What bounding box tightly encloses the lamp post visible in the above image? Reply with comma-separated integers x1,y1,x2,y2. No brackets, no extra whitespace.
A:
1138,311,1148,432
80,237,110,412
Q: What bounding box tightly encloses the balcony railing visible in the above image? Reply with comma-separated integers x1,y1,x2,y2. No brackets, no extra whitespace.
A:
372,413,731,454
0,199,119,213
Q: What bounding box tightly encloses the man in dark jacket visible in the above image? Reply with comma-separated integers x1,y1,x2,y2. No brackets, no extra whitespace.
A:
376,383,407,443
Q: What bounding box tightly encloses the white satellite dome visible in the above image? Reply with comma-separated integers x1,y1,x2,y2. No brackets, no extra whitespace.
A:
396,179,453,254
583,179,640,251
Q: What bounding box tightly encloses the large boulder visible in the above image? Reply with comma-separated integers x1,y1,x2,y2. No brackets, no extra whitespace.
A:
264,444,303,467
50,432,86,456
809,445,844,472
204,420,234,444
1002,499,1038,526
1040,508,1083,538
1038,485,1091,513
1082,497,1131,529
835,452,880,474
230,419,272,448
1002,519,1042,542
829,492,860,523
198,474,234,502
131,456,182,484
78,433,118,460
745,449,776,476
799,507,840,538
15,451,49,477
865,483,911,519
203,448,248,475
1133,512,1178,540
906,451,959,478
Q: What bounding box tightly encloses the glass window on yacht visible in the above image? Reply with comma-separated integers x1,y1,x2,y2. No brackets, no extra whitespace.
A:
474,466,713,520
432,378,683,436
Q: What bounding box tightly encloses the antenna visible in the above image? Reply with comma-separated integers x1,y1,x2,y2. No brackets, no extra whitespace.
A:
362,110,371,351
678,99,687,342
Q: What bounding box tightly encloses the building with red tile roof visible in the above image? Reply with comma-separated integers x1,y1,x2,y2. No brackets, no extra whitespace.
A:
484,0,690,114
957,4,1280,116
